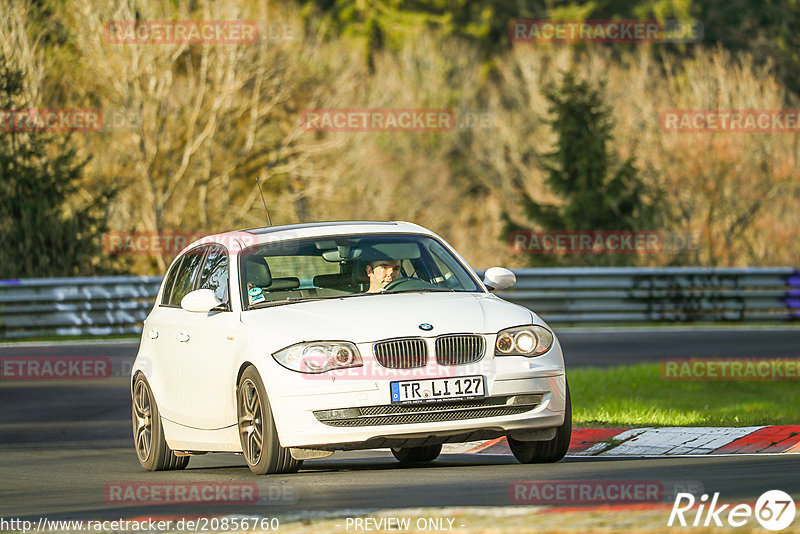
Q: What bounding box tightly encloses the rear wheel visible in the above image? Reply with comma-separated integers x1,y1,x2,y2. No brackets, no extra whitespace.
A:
391,444,442,464
237,366,303,475
508,382,572,464
132,375,189,471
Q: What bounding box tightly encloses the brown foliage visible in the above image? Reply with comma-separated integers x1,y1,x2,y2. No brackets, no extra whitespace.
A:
5,0,798,272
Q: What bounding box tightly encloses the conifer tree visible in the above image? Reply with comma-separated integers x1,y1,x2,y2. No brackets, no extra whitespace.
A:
505,70,659,266
0,56,112,278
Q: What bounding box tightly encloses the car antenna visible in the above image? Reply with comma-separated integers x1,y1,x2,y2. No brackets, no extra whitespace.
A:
255,175,273,226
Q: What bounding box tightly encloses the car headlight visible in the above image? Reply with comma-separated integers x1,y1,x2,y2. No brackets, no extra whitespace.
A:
272,341,363,374
494,325,553,357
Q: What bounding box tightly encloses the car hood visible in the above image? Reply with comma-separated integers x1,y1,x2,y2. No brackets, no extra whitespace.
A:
240,292,536,343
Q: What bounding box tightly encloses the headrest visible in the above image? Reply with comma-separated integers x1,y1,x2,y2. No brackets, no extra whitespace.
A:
269,277,301,290
352,261,370,284
313,273,356,289
245,256,272,287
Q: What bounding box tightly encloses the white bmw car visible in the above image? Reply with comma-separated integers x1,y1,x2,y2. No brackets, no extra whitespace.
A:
131,221,570,474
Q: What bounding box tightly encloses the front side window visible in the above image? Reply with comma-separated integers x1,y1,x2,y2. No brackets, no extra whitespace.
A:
167,246,208,307
160,256,184,306
239,233,482,309
197,245,229,307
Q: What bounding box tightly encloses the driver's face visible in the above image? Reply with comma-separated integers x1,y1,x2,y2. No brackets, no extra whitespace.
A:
366,260,402,292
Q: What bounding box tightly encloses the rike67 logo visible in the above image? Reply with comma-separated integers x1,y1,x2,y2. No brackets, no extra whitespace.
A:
669,490,796,531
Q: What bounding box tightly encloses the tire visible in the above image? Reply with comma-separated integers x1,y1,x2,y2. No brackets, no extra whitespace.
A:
132,375,189,471
391,444,442,464
508,381,572,464
237,366,303,475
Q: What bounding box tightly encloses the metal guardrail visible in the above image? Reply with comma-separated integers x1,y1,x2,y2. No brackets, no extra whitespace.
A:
0,268,797,339
493,267,799,324
0,276,161,339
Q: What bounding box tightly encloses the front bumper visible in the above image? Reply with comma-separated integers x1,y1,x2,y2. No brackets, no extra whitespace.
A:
267,372,567,449
261,333,567,450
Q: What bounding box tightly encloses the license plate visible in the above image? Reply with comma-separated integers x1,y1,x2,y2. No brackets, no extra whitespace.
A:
390,376,485,404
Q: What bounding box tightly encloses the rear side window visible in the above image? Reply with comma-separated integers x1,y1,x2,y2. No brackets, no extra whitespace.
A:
197,245,229,307
166,246,208,307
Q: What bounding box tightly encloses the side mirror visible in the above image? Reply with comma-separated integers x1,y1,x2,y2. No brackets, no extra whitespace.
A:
181,288,223,313
483,267,516,291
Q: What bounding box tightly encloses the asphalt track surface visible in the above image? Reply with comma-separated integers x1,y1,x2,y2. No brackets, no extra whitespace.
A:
1,327,799,520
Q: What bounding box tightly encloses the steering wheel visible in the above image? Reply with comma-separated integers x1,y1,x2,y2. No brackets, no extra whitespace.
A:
383,277,435,291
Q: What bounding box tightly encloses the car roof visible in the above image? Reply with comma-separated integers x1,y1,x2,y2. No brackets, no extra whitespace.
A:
185,221,437,251
244,220,402,235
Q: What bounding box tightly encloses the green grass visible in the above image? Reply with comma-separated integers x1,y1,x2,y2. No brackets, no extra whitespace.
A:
570,363,800,427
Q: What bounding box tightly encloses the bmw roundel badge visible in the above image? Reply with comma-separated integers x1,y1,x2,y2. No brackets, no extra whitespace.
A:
419,323,433,331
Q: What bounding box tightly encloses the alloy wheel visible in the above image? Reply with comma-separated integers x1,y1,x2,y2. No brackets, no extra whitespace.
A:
133,380,152,462
238,378,264,466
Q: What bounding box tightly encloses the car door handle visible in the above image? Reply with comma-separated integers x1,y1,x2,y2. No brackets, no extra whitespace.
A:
176,332,190,343
148,329,159,340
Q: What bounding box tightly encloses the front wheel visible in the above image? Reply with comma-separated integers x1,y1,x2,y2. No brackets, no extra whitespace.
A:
237,367,303,475
391,444,442,464
508,382,572,464
132,375,189,471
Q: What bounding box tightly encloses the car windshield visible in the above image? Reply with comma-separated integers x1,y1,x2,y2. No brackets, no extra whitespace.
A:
239,233,482,309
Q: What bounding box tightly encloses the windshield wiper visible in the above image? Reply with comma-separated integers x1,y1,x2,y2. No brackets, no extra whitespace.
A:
247,296,334,310
334,292,387,299
247,288,458,309
387,288,456,293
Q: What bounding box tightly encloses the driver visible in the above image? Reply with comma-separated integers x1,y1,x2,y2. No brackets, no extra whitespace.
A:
365,259,402,293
